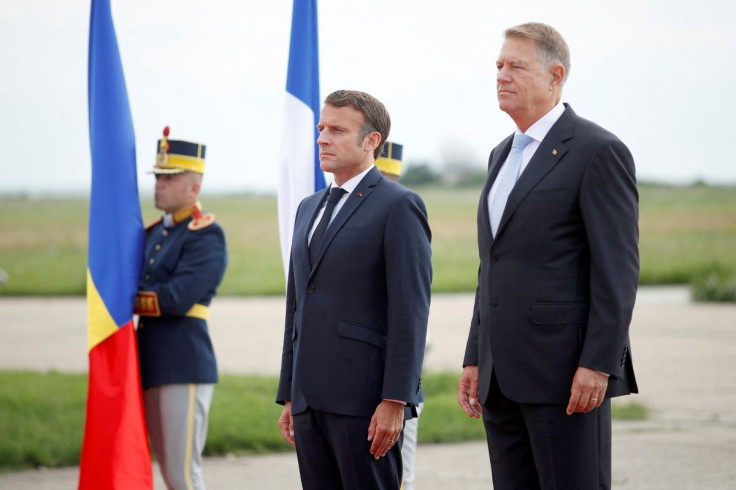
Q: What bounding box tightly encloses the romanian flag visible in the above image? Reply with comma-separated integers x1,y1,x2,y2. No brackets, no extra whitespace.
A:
79,0,152,488
277,0,326,276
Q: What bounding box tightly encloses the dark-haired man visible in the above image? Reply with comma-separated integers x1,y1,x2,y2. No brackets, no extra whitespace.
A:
277,90,432,489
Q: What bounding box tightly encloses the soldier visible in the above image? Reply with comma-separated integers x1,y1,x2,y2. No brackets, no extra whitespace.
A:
135,127,228,490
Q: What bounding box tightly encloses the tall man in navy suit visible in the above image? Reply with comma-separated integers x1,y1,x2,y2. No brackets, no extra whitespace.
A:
276,90,432,490
458,23,639,489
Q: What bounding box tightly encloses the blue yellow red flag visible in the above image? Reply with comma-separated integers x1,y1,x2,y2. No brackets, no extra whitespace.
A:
277,0,327,277
79,0,152,487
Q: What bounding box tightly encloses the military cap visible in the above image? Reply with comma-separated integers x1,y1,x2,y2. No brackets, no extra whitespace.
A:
153,126,206,174
375,141,403,178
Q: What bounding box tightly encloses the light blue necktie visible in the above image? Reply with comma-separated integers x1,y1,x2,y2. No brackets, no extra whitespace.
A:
490,133,534,236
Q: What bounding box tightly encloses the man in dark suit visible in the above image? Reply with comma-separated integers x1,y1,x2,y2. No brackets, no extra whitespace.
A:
458,23,639,489
276,90,432,490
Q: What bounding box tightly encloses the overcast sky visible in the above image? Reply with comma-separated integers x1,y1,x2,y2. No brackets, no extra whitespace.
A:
2,0,735,195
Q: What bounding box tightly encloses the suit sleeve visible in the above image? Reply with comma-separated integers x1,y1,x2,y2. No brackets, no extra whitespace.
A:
578,138,639,378
381,191,432,405
463,272,482,366
464,145,498,368
139,225,227,316
276,204,301,405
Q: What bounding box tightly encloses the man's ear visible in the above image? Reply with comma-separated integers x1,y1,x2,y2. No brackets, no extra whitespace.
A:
189,178,201,197
549,64,565,90
363,131,381,154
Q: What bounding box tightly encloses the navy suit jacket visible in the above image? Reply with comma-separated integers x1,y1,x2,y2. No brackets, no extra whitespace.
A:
463,104,639,405
277,167,432,419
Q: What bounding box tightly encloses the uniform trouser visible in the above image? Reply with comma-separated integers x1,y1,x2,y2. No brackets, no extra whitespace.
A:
482,374,611,490
144,384,215,490
400,402,424,490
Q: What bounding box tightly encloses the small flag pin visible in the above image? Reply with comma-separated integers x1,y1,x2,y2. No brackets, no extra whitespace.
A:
552,149,558,156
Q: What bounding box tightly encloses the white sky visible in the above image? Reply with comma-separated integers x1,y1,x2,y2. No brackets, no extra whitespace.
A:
1,0,735,195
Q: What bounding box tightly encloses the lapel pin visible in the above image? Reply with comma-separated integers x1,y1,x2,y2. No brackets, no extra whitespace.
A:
357,192,363,197
552,149,558,156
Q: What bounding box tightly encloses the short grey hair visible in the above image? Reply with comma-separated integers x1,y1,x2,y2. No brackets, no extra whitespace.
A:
505,22,571,84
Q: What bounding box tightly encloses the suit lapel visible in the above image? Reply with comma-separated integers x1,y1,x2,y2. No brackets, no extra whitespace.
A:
479,135,513,246
310,167,382,274
495,105,576,238
299,188,329,276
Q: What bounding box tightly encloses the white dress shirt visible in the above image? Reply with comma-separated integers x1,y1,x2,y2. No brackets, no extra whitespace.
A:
308,164,375,244
487,102,566,221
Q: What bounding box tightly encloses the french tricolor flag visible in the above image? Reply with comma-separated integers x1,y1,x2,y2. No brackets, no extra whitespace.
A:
277,0,326,277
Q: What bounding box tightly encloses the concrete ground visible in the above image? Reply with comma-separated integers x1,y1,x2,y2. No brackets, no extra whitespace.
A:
1,286,735,488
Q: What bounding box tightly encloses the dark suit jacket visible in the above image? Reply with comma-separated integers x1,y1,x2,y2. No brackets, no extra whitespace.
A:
463,104,639,405
277,166,432,418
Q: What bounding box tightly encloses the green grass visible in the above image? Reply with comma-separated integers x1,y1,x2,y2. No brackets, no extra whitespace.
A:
610,399,649,421
0,371,87,471
637,183,736,284
0,371,648,473
418,372,486,443
1,183,735,296
691,269,736,302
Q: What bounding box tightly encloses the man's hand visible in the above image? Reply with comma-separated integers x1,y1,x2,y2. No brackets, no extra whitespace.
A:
367,400,404,460
278,401,296,447
458,365,482,418
566,367,608,415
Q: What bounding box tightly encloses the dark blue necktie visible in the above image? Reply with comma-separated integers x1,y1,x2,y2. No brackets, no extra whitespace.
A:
309,187,347,265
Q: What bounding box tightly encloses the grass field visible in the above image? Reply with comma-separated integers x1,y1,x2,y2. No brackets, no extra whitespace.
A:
0,371,647,473
1,183,735,296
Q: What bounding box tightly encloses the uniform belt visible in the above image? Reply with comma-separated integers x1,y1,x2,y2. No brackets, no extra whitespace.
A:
185,303,209,320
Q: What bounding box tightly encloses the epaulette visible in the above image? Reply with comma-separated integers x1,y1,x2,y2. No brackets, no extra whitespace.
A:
145,218,162,232
188,207,216,231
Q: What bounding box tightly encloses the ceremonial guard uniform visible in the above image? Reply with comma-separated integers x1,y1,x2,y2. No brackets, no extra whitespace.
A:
135,127,227,490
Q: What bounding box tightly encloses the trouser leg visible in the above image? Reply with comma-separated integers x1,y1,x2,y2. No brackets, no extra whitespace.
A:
293,408,402,490
482,373,612,490
144,384,214,490
400,402,423,490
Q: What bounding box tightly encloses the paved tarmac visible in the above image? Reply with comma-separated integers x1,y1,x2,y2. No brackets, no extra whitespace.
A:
1,286,735,488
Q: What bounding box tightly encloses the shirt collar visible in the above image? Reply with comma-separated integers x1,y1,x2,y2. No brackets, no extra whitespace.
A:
330,164,375,194
518,101,566,142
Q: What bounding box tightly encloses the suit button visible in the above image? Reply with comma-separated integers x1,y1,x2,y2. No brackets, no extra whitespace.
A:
155,244,161,251
307,285,315,293
149,258,155,264
490,301,497,309
491,255,499,263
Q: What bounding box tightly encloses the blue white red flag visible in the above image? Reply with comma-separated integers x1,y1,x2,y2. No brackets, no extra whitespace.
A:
277,0,326,276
